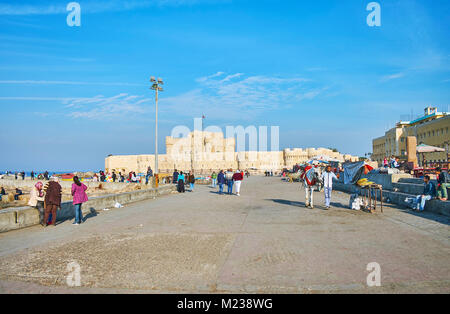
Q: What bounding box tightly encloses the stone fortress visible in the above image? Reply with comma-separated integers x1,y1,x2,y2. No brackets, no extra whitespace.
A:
105,131,359,174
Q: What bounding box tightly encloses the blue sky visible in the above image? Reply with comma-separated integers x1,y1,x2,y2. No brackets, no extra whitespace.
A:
0,0,449,171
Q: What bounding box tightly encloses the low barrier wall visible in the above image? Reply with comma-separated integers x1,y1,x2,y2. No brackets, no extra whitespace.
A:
0,184,176,233
0,177,156,191
333,176,450,217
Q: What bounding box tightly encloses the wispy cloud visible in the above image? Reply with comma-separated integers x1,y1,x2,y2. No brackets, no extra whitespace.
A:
0,80,146,86
161,72,321,119
381,72,405,82
196,71,225,83
0,0,228,15
66,93,151,119
0,93,153,119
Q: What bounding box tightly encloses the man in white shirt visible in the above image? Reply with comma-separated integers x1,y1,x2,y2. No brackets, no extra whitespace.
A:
321,165,339,209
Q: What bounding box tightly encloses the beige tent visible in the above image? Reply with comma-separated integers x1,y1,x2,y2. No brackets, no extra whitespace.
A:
416,144,445,167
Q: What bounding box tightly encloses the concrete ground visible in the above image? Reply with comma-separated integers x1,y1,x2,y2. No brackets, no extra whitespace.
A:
0,176,449,294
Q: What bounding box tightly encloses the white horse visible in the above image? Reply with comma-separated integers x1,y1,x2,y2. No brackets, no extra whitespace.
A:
299,165,324,209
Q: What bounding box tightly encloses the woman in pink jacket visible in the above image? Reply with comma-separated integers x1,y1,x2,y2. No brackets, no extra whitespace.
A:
71,176,88,225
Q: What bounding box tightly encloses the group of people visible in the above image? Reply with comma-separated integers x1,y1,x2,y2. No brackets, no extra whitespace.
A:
171,169,246,196
6,171,50,181
0,187,24,201
216,169,244,196
264,170,274,177
92,167,154,184
172,170,196,193
383,156,401,169
27,176,89,227
411,167,449,211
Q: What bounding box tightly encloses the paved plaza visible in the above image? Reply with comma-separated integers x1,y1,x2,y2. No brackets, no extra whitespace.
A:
0,176,449,294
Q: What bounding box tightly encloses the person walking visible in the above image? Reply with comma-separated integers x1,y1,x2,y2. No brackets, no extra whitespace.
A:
173,169,179,185
232,170,244,196
71,176,88,225
225,170,234,195
177,171,185,193
28,181,45,226
320,165,339,209
211,171,217,188
188,171,196,192
112,171,117,182
146,167,153,185
217,170,225,195
44,177,62,227
31,171,35,180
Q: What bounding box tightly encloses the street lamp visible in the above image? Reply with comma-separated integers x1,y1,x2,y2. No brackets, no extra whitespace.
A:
150,76,164,175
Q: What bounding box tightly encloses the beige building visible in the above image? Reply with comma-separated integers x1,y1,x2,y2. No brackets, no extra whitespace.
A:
105,131,359,174
372,107,450,166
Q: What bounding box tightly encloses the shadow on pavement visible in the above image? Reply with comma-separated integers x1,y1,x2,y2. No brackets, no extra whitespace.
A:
396,207,450,226
267,199,306,207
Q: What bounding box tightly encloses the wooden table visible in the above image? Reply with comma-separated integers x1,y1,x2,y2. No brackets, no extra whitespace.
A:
360,184,383,213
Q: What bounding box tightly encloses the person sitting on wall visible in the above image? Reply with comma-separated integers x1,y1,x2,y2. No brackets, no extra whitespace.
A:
393,157,400,169
0,186,6,201
412,175,436,211
436,167,450,201
14,188,23,201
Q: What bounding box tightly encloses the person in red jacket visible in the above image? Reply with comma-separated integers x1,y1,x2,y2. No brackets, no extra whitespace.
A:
232,170,244,196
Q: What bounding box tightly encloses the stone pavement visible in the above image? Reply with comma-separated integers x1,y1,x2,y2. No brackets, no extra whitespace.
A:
0,176,449,294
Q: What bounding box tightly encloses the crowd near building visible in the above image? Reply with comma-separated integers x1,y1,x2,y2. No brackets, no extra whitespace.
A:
372,106,450,166
105,131,359,174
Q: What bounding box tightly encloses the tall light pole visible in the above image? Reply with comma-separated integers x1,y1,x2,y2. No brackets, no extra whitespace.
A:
150,76,164,175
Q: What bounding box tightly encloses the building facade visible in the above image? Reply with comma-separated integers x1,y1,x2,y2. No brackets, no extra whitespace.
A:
372,107,450,166
105,131,359,174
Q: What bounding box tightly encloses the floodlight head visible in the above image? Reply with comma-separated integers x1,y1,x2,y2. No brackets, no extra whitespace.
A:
151,83,159,90
150,76,156,82
157,78,164,84
158,87,164,92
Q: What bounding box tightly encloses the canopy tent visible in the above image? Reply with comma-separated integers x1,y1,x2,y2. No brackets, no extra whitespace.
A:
307,159,329,166
416,144,445,153
343,161,374,185
416,144,445,167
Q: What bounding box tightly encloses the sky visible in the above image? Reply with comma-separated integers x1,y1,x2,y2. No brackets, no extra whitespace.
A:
0,0,449,171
